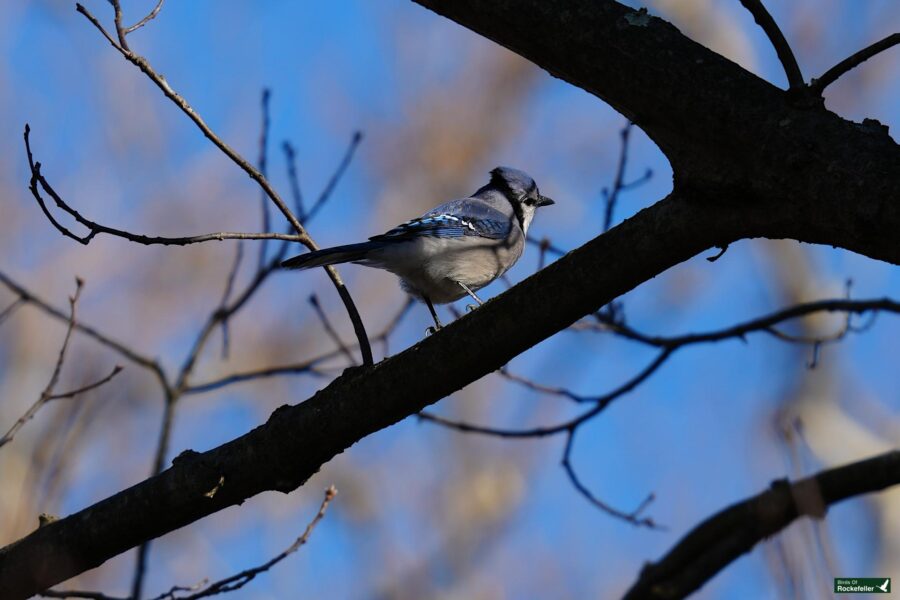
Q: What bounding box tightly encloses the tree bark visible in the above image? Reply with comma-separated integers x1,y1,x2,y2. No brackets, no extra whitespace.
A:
1,1,898,597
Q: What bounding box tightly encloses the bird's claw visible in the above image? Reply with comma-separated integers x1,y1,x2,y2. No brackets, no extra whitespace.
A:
465,304,478,312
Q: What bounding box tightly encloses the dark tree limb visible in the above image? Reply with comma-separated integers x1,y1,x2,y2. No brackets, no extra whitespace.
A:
411,0,900,267
2,0,899,596
624,450,900,599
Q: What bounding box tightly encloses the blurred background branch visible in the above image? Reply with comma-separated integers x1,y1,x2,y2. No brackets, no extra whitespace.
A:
0,0,897,598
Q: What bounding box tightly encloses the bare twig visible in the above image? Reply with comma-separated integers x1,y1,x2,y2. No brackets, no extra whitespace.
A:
371,296,417,357
426,296,898,525
738,0,804,90
601,121,651,232
46,366,123,401
0,279,91,450
40,591,125,600
0,271,166,383
305,131,363,223
169,486,336,600
526,236,567,271
73,2,373,366
498,366,587,403
124,0,166,35
810,32,900,96
73,4,305,237
131,387,176,599
562,430,658,527
40,486,336,600
182,355,334,396
419,351,671,530
218,242,244,359
282,141,305,219
309,295,357,365
26,128,302,247
0,298,24,327
588,298,900,351
257,89,272,271
110,0,128,50
187,295,415,396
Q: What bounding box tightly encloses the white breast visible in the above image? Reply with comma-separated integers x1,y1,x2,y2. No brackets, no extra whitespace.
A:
363,230,524,304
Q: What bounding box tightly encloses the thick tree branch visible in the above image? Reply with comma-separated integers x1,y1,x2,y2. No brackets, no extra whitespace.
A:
412,0,900,265
624,450,900,599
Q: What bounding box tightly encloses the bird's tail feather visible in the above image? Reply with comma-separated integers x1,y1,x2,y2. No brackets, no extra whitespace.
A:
281,241,384,270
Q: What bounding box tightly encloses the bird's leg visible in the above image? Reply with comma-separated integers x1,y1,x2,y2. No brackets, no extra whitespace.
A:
424,296,443,334
455,281,483,312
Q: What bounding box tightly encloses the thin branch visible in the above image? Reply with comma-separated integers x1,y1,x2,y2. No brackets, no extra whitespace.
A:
562,430,658,528
625,450,900,599
810,32,900,96
585,298,900,350
257,89,272,271
40,486,336,600
188,295,414,397
282,141,305,219
497,366,588,403
169,485,336,600
46,366,123,401
0,271,166,383
73,4,306,238
26,128,302,246
124,0,165,35
73,2,373,366
738,0,804,90
109,0,128,50
371,296,417,357
0,298,24,327
304,131,362,223
182,354,336,396
131,387,177,600
309,295,357,365
218,242,244,359
602,121,639,232
526,235,567,262
419,349,672,439
0,278,83,450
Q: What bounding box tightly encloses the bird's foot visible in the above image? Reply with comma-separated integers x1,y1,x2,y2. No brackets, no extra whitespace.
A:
465,304,478,312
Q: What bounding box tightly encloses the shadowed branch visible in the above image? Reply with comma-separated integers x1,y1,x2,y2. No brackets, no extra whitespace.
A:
625,450,900,599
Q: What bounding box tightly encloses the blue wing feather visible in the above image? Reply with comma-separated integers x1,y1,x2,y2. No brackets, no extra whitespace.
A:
370,198,512,242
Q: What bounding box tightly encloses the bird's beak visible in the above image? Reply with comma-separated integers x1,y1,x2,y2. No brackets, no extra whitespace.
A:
537,195,555,207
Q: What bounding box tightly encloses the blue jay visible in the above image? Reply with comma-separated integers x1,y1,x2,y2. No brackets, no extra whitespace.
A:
282,167,554,329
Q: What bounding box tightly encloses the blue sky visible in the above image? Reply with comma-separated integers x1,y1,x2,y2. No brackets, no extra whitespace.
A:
1,1,898,598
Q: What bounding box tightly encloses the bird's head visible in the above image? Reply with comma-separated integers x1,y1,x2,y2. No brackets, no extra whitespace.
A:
488,166,554,233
